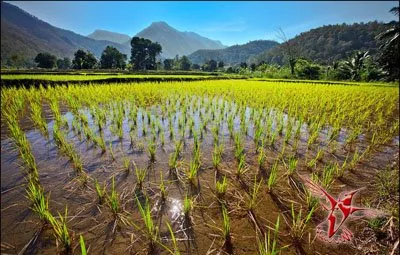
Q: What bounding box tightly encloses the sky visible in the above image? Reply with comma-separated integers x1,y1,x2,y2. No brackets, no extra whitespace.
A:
7,1,399,46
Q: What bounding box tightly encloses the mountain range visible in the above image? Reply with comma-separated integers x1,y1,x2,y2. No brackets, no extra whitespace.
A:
188,40,279,65
1,1,394,67
1,2,226,66
1,2,130,66
250,21,392,65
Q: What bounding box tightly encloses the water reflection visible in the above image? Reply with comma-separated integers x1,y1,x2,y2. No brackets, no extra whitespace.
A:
169,197,183,221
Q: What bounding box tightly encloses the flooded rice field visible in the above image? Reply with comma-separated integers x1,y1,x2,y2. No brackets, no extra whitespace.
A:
1,80,399,254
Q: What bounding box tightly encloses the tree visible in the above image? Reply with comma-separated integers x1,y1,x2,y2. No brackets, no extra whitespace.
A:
375,7,399,49
34,52,57,68
376,7,399,81
163,59,174,70
276,28,299,76
72,49,97,69
250,63,257,71
179,56,191,71
57,57,71,70
191,63,200,70
202,59,217,72
100,46,127,69
342,51,370,81
130,37,162,70
218,61,224,68
240,62,247,69
295,59,321,80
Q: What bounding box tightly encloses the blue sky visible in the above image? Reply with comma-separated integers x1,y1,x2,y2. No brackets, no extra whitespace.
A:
7,1,398,46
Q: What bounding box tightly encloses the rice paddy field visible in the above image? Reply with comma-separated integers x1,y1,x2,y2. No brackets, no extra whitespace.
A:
1,79,399,254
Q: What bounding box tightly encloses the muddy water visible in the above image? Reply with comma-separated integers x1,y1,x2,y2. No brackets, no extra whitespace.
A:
1,97,398,254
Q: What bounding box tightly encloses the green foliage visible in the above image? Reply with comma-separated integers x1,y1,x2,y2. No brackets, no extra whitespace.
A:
72,49,97,69
130,37,162,70
56,57,71,70
295,59,321,80
100,45,127,69
34,52,57,69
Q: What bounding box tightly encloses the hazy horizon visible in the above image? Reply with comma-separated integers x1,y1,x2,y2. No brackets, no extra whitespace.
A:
5,1,399,46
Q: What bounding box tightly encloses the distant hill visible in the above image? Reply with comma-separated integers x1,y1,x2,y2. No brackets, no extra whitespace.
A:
87,29,131,44
135,21,225,58
188,40,279,65
1,2,130,66
251,21,393,65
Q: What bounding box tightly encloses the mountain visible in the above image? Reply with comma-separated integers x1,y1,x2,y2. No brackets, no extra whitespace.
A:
1,2,130,66
251,21,393,65
135,21,225,58
87,29,131,44
188,40,279,65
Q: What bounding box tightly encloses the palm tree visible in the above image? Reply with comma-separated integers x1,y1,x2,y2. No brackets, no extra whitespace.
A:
341,51,370,81
376,7,399,49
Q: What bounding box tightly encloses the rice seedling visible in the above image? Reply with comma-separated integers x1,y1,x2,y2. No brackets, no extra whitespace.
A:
335,156,348,178
257,146,266,170
221,204,231,244
135,166,147,190
109,143,115,161
123,156,130,172
30,99,48,137
212,144,223,170
267,161,278,192
305,190,319,212
107,176,120,215
26,180,49,221
289,203,314,241
94,179,106,204
286,156,298,176
216,176,228,199
183,195,193,220
248,176,263,211
236,153,247,178
135,195,159,250
48,206,72,252
159,171,167,200
321,164,335,188
147,140,157,162
165,221,180,255
257,216,287,255
80,235,87,255
187,160,199,185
